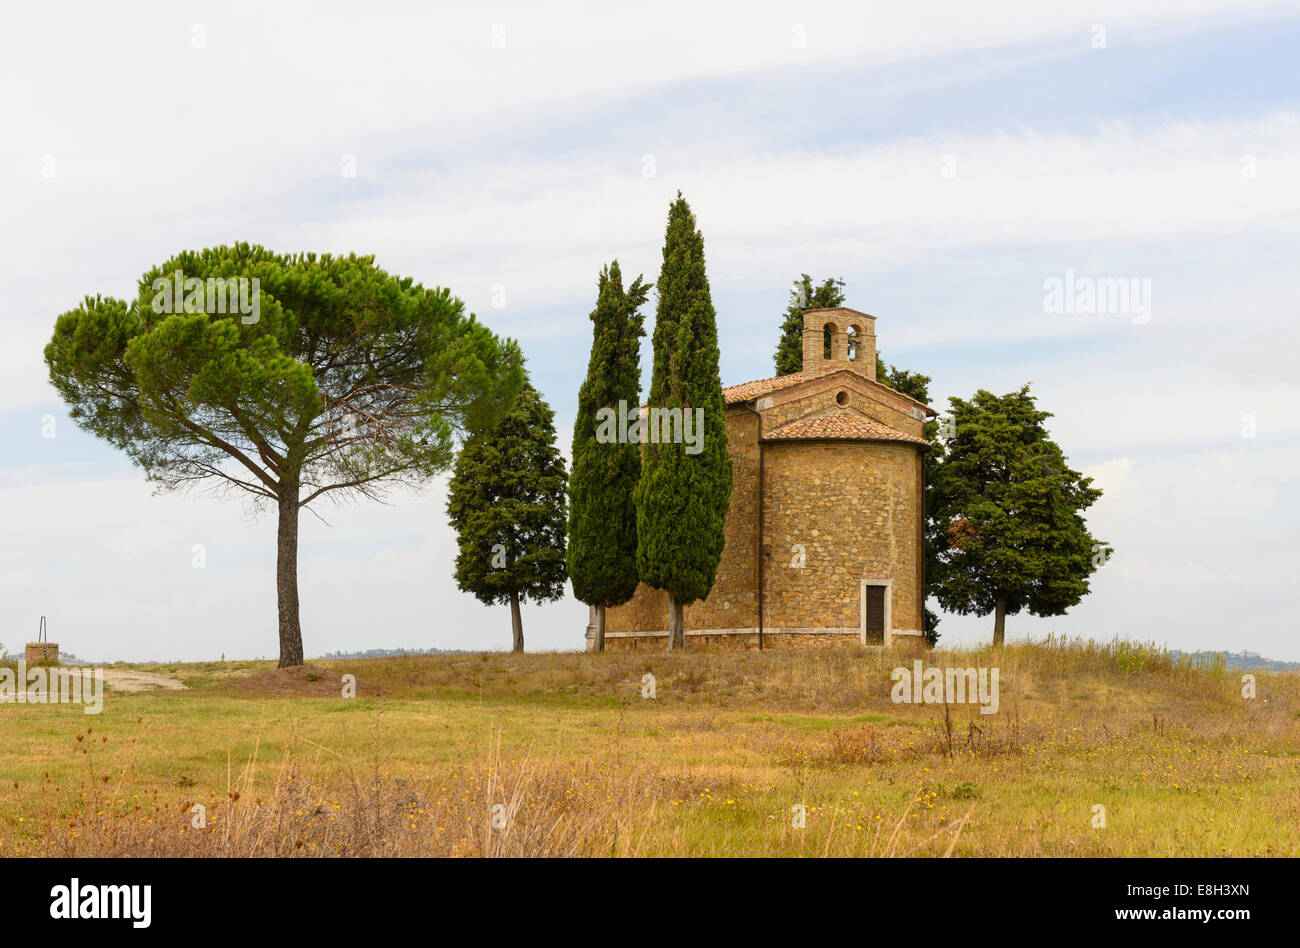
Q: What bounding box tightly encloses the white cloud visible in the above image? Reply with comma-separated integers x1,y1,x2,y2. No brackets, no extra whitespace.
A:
9,110,1299,418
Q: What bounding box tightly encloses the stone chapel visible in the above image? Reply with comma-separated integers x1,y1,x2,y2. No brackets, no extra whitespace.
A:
599,306,935,650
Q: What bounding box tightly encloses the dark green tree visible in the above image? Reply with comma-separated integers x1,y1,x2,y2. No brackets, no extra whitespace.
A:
930,386,1109,646
567,262,650,651
773,274,845,375
876,358,929,404
446,380,569,652
44,244,522,667
635,193,733,650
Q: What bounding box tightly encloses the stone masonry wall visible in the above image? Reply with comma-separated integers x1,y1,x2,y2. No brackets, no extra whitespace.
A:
761,440,923,633
604,404,925,644
606,631,857,651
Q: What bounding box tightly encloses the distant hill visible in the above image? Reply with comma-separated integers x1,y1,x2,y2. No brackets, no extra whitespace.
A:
311,647,477,660
0,649,92,665
2,646,479,664
1171,650,1300,673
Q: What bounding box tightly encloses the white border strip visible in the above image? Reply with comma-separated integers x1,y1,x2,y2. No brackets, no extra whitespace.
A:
605,627,868,639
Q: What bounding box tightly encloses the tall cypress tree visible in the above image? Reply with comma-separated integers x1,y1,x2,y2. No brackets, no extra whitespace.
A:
635,193,733,650
567,261,650,651
446,380,569,652
773,274,845,375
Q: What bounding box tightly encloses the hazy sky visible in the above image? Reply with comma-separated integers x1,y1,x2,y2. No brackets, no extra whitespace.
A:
2,1,1297,661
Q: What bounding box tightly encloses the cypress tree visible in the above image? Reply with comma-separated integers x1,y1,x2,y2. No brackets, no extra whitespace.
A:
446,380,569,652
635,193,733,650
567,261,650,650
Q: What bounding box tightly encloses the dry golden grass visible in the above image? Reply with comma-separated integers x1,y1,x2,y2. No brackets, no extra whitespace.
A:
2,637,1297,857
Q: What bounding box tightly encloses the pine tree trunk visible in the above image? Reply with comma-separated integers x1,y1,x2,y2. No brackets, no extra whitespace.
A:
992,594,1006,648
593,602,605,652
510,592,524,653
667,594,685,650
276,484,304,668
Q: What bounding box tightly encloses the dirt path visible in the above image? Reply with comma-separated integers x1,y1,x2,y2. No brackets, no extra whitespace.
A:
101,669,188,692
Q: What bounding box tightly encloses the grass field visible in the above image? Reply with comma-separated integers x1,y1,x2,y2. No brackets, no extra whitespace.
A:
2,638,1297,857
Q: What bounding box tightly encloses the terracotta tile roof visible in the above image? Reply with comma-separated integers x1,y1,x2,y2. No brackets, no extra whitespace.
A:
723,370,934,416
722,373,805,403
763,411,929,446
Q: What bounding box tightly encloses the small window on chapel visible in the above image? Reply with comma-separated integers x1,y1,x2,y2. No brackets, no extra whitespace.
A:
836,391,849,407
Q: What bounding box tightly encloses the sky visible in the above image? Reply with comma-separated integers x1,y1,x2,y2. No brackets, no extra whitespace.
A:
1,1,1297,661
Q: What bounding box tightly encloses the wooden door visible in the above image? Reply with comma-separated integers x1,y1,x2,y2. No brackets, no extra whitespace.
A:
864,585,886,644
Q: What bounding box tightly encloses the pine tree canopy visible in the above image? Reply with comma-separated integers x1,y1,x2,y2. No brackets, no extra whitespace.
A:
44,244,523,665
